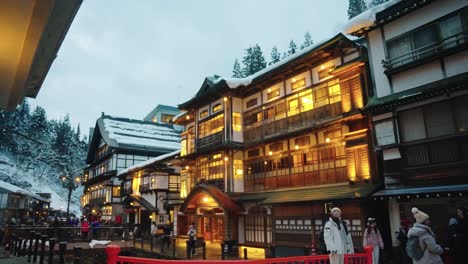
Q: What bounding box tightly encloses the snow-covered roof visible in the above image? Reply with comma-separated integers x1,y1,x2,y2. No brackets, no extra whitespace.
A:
341,0,402,35
0,179,49,202
117,150,180,177
171,111,187,123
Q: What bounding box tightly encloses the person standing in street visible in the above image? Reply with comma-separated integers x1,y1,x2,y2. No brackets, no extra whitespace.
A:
454,207,468,264
187,222,197,256
324,207,354,264
407,207,443,264
161,220,173,252
362,217,384,264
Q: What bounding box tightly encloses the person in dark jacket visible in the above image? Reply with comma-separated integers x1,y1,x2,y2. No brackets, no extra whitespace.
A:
161,221,173,252
397,219,412,264
454,207,468,264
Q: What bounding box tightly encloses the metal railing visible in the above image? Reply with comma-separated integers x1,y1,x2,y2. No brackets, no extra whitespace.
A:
383,30,468,69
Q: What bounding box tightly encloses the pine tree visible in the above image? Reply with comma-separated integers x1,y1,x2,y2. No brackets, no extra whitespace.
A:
288,40,297,55
281,52,288,60
269,46,281,66
232,59,243,78
348,0,367,19
300,32,313,50
242,44,267,76
370,0,387,7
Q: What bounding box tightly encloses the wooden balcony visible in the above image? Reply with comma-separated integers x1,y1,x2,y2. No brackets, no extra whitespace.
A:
244,102,342,143
139,184,151,193
401,135,468,169
197,131,223,151
245,167,348,192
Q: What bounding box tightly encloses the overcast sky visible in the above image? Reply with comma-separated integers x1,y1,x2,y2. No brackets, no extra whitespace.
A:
29,0,350,138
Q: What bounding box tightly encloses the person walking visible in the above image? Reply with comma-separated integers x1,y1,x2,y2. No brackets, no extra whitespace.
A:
362,217,384,264
81,218,90,239
407,207,443,264
187,222,197,256
161,221,173,252
397,219,412,264
324,207,354,264
445,217,458,264
454,207,468,264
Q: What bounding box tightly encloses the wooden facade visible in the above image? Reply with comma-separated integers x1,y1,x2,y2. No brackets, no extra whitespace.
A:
175,34,379,256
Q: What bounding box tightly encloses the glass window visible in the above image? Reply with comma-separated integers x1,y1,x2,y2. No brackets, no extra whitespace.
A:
246,98,258,108
212,104,222,113
267,87,280,101
425,100,454,138
232,112,242,131
200,110,208,119
291,78,306,91
454,95,468,132
399,108,426,142
440,14,464,49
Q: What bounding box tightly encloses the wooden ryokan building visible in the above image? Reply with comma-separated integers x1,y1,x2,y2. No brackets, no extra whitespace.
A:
173,33,380,256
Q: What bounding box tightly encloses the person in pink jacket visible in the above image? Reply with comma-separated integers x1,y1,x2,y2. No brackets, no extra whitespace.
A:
363,217,384,264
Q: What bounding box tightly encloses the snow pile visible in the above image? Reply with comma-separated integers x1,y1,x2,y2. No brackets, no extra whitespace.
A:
103,118,180,151
117,150,180,177
0,152,82,215
341,0,402,35
89,240,112,248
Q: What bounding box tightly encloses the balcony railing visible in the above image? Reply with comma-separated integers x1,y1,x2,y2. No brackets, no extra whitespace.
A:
197,131,223,151
382,30,468,71
245,167,348,192
139,183,151,193
89,197,106,205
244,102,342,143
401,135,468,168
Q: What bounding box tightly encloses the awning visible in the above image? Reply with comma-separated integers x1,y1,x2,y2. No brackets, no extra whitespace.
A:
123,194,157,212
180,184,242,213
236,183,380,204
372,184,468,198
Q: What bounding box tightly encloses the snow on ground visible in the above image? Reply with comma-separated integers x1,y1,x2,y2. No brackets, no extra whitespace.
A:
0,152,82,216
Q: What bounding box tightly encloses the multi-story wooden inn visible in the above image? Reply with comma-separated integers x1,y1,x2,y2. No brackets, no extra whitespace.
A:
343,0,468,257
81,113,180,223
173,33,379,256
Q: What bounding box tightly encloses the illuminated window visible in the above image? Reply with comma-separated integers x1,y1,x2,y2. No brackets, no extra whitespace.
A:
328,83,341,104
269,142,283,152
180,180,187,198
294,136,310,147
318,66,334,80
212,104,222,113
291,78,306,91
267,87,280,101
198,114,224,138
200,110,208,119
112,187,120,197
161,114,174,123
181,139,187,156
212,153,222,159
232,112,242,131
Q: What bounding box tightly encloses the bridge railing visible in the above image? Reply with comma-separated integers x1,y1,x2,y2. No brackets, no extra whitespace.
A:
105,245,373,264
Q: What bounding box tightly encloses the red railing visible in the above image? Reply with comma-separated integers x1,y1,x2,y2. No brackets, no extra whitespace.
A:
106,245,373,264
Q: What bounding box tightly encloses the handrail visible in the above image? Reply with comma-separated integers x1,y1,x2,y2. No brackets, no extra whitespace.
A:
383,30,468,69
106,245,373,264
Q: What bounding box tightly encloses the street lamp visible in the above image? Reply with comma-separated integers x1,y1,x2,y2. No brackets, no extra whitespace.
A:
60,175,82,222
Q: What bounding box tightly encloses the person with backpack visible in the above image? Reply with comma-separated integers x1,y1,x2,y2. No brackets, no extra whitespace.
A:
407,207,443,264
187,222,197,256
362,217,384,264
324,207,354,264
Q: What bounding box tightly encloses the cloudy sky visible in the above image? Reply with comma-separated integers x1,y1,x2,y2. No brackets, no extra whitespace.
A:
30,0,350,137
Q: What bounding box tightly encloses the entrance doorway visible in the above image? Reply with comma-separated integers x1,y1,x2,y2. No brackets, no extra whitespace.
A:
202,215,224,242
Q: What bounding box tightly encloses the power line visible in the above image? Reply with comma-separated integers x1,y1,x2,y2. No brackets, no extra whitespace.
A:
0,124,43,145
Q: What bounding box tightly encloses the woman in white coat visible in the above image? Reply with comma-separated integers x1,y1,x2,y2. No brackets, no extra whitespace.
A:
324,207,354,264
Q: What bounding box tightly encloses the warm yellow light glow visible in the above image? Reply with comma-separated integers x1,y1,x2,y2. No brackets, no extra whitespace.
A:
295,145,299,150
185,165,189,170
149,215,153,219
203,197,209,203
130,202,134,206
268,88,272,93
325,138,331,143
75,177,81,183
321,65,325,70
264,161,268,165
224,157,228,161
268,151,272,156
223,97,228,102
292,78,296,83
186,115,190,120
151,178,155,182
62,176,66,181
92,209,96,213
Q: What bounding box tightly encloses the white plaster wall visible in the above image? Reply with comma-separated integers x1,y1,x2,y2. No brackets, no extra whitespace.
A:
392,61,443,93
311,57,342,84
368,29,391,98
383,148,401,161
384,0,468,40
262,82,284,103
343,51,359,63
232,97,243,143
444,49,468,77
154,173,169,189
243,92,261,112
285,70,311,94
